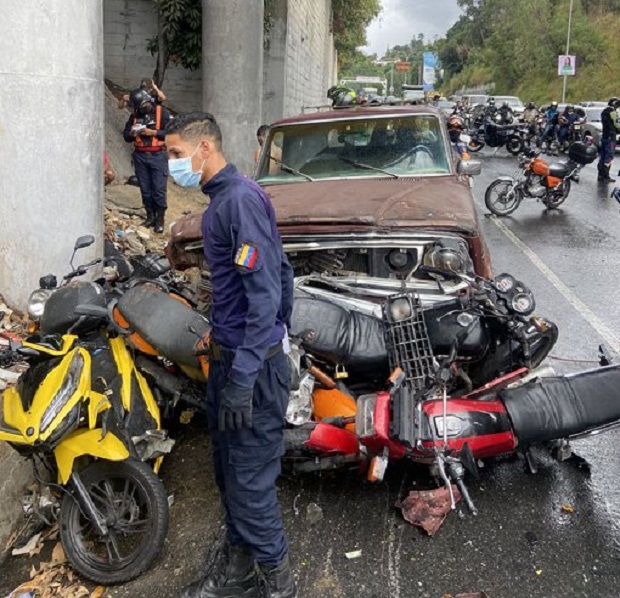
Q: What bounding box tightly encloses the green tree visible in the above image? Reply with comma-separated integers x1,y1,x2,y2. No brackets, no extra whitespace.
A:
332,0,382,67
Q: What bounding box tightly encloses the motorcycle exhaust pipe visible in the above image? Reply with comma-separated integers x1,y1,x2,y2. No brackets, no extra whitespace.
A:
501,365,620,447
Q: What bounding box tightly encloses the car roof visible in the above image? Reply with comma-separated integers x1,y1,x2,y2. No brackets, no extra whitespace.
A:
270,105,442,127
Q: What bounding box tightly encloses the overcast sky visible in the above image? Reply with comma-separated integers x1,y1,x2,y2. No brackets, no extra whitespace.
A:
364,0,462,56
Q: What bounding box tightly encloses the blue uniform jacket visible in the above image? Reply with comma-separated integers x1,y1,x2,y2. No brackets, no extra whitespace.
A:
201,164,294,389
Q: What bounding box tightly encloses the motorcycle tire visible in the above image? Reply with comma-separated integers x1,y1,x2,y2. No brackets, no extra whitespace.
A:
506,136,525,156
543,179,571,210
467,140,485,153
485,179,522,217
59,459,169,585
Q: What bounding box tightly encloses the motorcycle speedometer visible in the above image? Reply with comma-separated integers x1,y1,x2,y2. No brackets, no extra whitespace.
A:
494,273,516,293
511,292,535,315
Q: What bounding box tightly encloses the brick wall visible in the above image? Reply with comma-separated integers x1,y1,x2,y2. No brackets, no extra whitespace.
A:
282,0,336,117
103,0,202,113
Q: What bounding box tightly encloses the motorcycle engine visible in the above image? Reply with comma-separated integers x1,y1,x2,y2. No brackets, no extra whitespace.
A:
526,180,546,197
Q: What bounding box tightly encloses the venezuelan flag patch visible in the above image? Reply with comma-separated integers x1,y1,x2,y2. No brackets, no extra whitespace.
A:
234,243,259,270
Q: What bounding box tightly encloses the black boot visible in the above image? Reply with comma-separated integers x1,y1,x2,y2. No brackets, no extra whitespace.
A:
181,545,259,598
259,556,297,598
141,209,156,228
154,209,166,233
605,165,616,182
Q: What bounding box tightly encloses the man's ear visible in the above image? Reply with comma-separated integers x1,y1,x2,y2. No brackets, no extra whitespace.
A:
198,139,212,159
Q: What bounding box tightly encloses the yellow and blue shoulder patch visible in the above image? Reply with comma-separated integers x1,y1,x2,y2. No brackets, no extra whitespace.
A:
234,243,259,271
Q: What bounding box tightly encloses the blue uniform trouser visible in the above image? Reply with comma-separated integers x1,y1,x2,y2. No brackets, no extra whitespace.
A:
599,137,616,168
206,348,290,567
133,150,168,212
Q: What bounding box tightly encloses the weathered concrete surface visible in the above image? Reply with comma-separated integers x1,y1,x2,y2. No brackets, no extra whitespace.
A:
0,0,104,309
0,444,31,552
201,0,264,175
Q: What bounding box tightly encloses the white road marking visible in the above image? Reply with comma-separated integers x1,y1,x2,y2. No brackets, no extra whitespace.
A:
490,215,620,355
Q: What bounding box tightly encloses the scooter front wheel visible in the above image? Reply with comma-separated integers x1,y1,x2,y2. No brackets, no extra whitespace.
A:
59,459,169,584
485,179,522,216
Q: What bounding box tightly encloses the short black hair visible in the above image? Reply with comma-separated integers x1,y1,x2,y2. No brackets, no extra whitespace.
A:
257,124,269,138
165,112,222,150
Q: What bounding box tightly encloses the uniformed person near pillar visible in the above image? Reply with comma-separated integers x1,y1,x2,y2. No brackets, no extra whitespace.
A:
123,89,171,233
165,112,296,598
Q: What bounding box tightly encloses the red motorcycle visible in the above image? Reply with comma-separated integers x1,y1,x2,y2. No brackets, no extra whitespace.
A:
284,268,620,514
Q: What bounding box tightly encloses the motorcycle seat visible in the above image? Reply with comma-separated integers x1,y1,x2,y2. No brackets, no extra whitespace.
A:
548,162,572,178
117,285,211,369
291,296,388,373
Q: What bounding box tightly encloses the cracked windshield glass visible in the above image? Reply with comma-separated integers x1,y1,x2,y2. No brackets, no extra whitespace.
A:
256,114,450,183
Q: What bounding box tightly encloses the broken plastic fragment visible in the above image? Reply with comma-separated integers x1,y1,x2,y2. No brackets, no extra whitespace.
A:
345,550,362,559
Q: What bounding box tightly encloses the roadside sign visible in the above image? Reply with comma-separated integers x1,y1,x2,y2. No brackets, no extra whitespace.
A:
558,55,576,76
395,61,411,73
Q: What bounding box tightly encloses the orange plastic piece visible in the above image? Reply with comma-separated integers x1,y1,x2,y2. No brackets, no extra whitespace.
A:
546,176,563,188
112,306,159,356
313,388,357,433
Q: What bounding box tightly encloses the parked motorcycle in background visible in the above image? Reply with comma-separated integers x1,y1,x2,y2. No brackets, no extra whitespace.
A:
484,141,598,216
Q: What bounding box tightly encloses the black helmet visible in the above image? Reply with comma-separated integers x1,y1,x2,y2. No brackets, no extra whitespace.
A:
130,88,153,113
327,86,356,108
609,97,620,107
566,104,574,111
527,102,536,109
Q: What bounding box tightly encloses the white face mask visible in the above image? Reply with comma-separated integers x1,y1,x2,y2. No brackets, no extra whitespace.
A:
168,144,205,188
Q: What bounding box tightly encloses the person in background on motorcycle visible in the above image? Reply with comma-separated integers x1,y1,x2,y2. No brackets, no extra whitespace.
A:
598,97,620,182
540,101,560,148
521,102,539,141
485,97,497,119
327,85,356,108
447,115,471,159
165,112,296,598
497,101,514,124
558,104,581,146
123,89,172,233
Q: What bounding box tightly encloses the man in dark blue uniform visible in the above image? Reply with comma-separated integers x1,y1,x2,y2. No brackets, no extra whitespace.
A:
598,97,619,182
123,89,171,233
165,113,296,598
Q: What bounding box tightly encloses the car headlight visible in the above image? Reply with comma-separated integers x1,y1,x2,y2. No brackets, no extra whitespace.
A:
386,296,413,323
28,289,53,319
423,240,472,274
40,352,85,433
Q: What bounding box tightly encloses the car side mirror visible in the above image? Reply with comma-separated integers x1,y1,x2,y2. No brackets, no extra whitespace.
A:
74,235,95,250
458,159,482,176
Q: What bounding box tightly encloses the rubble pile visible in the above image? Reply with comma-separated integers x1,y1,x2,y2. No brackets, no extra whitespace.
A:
0,295,31,337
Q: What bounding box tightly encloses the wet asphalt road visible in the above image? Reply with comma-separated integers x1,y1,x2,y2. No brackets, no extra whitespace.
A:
3,150,620,598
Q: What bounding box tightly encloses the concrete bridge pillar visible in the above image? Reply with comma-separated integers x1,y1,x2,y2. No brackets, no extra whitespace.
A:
202,0,264,175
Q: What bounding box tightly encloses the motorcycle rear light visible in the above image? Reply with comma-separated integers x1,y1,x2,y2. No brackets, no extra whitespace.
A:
356,394,378,438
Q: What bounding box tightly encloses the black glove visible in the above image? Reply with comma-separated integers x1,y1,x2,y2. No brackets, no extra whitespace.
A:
218,381,254,432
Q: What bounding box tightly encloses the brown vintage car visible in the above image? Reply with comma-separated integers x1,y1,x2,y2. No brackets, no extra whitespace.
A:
167,105,489,311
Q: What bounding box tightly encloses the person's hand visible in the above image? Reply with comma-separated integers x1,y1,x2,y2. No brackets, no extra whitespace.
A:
150,79,159,91
218,381,253,431
140,128,157,137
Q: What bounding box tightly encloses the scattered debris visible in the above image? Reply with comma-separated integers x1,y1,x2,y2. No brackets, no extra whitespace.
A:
397,486,462,535
344,550,362,560
168,494,175,508
306,502,323,526
0,295,31,336
561,503,575,514
11,533,43,558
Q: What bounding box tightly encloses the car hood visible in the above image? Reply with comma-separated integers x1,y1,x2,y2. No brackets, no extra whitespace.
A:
168,176,479,243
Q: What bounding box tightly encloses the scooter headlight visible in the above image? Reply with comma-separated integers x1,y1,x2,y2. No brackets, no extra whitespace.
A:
40,352,85,433
28,289,53,319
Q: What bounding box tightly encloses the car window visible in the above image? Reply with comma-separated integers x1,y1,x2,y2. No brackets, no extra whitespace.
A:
256,115,451,183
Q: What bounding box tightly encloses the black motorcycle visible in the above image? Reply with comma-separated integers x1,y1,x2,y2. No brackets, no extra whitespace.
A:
467,116,530,155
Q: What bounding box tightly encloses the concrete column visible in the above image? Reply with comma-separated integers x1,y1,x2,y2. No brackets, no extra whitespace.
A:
262,0,288,126
202,0,264,175
0,0,104,309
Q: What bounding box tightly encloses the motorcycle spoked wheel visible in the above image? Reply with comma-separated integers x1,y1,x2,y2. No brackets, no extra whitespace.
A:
506,136,525,156
59,460,169,585
543,179,571,209
485,179,522,216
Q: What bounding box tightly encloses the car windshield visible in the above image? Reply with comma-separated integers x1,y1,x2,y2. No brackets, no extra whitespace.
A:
256,114,451,184
584,108,602,122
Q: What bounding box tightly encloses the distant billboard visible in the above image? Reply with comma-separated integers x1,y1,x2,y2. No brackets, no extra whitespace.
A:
558,55,576,76
423,52,438,91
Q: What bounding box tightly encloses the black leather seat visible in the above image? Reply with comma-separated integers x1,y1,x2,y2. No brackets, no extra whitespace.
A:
548,162,572,178
117,285,211,369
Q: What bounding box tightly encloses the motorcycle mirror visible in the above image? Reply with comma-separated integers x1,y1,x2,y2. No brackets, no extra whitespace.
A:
74,304,108,319
457,159,482,176
74,235,95,250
